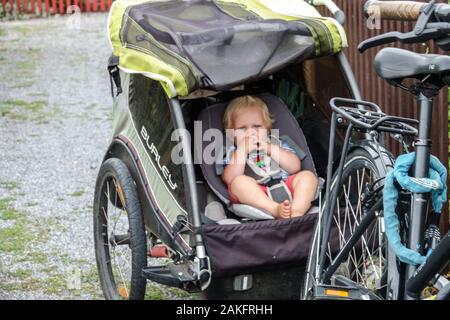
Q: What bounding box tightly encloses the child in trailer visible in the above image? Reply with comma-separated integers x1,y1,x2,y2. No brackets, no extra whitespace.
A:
221,95,318,219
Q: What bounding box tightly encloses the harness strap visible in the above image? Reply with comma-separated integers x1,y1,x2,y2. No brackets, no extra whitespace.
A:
108,55,122,97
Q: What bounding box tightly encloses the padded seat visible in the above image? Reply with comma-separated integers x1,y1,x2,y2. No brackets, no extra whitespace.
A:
197,93,320,220
374,48,450,83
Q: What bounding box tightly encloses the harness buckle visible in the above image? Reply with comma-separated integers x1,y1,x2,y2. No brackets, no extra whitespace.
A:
265,177,283,188
266,180,293,203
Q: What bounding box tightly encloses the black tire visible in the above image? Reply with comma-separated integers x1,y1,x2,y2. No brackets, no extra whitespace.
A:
303,148,392,299
93,158,147,300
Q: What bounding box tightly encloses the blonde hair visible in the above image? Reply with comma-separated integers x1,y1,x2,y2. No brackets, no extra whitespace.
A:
223,95,273,130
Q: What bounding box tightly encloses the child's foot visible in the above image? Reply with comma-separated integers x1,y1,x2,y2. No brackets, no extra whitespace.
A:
291,203,309,217
276,200,291,219
291,210,305,218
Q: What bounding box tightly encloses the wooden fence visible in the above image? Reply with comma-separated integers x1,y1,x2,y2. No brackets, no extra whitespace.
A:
0,0,112,15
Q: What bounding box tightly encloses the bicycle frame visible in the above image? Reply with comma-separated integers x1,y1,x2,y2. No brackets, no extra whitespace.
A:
306,0,450,301
311,89,449,300
403,92,434,299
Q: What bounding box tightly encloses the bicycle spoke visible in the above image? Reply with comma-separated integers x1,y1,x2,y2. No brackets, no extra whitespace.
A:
325,161,385,291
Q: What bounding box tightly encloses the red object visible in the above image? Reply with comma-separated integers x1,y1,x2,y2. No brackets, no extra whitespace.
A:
107,0,111,10
85,0,89,12
58,0,63,14
2,0,7,15
15,0,20,14
37,0,42,15
65,0,69,12
44,0,49,14
99,0,104,11
8,0,13,14
23,0,27,13
149,245,169,258
92,0,97,11
51,0,55,14
30,0,34,14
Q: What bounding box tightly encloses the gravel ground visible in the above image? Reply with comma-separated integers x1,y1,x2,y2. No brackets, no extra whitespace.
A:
0,13,190,300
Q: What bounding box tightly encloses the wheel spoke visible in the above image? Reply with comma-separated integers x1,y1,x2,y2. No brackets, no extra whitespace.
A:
112,246,130,299
325,157,386,293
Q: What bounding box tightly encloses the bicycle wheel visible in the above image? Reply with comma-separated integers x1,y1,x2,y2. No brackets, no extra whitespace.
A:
93,158,147,300
304,147,392,299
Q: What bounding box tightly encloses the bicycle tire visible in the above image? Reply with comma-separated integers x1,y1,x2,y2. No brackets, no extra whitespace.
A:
303,147,393,299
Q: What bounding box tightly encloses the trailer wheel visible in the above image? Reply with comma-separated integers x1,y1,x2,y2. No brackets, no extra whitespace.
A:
93,158,147,300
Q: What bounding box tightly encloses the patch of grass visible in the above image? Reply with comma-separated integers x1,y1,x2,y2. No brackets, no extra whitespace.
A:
44,276,67,295
40,265,58,274
0,180,19,190
26,202,39,207
0,197,25,221
69,190,85,197
37,217,66,233
143,283,197,300
0,204,25,221
0,219,34,253
80,266,102,297
0,197,41,253
0,282,22,291
29,251,48,264
0,275,66,295
145,284,168,300
0,197,15,209
34,106,61,123
8,268,33,279
0,99,47,120
28,92,48,98
1,99,46,111
17,61,34,69
167,287,196,299
9,80,36,89
15,27,32,35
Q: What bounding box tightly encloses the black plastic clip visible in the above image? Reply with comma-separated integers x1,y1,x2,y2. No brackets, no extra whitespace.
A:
414,0,436,35
172,215,198,235
107,55,122,97
414,138,432,147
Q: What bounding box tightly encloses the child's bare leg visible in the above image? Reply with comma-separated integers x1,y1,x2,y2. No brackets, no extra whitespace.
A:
230,175,291,219
291,171,318,217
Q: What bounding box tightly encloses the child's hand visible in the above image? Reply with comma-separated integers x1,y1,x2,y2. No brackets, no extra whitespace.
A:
254,134,271,155
258,140,272,155
236,134,258,155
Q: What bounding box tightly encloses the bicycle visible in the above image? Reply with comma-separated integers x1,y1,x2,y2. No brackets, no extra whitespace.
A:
302,0,450,300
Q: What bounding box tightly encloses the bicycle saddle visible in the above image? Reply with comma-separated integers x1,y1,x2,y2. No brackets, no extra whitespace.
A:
374,48,450,85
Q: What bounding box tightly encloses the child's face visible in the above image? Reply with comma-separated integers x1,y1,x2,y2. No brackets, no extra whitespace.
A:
231,106,269,145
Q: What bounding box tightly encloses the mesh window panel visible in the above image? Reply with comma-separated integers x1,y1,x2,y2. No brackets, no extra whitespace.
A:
128,74,187,209
126,0,316,91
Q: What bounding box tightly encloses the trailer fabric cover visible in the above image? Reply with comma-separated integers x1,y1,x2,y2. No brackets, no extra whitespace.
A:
108,0,347,98
202,213,317,277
